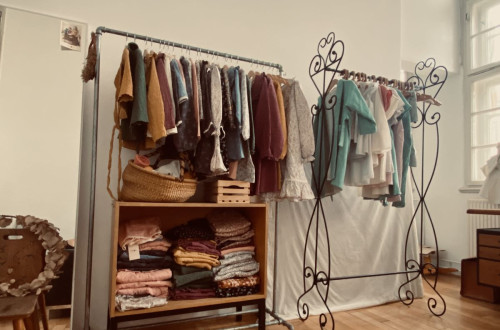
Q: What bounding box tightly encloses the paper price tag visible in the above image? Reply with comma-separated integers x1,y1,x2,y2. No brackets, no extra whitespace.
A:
128,244,140,261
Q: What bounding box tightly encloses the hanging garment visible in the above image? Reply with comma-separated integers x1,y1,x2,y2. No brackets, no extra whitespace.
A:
156,53,177,136
480,153,500,205
190,59,201,140
195,61,216,176
389,90,413,205
235,70,255,183
170,58,187,128
195,60,204,121
209,65,227,174
144,52,166,143
220,66,234,169
251,73,284,195
279,80,315,201
173,56,198,152
226,66,244,162
118,43,149,146
313,79,376,197
247,75,256,155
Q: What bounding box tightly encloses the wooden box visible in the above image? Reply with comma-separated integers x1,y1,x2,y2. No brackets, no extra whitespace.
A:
460,258,500,303
206,180,250,204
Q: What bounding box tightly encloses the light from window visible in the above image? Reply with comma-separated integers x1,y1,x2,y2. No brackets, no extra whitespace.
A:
471,0,500,69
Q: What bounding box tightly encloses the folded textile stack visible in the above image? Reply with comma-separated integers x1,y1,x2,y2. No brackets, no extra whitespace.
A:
171,265,215,300
216,275,260,298
208,210,260,296
115,269,173,311
167,218,221,270
116,217,172,311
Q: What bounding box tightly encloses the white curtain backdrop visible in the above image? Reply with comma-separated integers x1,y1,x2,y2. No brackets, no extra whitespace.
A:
265,180,423,321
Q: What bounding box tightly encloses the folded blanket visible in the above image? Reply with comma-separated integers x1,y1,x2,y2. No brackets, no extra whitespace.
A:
178,239,220,256
220,246,255,256
213,260,259,281
217,251,255,268
173,247,220,269
116,269,172,283
219,239,253,251
166,218,214,241
207,210,251,237
139,238,172,251
117,254,173,271
171,287,215,300
118,250,171,261
173,267,213,288
216,275,260,289
216,285,258,297
116,286,169,297
116,280,173,290
118,217,162,250
115,294,167,312
217,229,255,246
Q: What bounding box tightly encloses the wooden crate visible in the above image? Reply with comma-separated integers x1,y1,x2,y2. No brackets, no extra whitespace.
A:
207,180,250,203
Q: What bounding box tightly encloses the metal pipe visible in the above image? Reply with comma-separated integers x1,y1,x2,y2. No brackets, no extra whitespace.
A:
119,309,259,329
96,26,283,74
266,308,294,330
221,320,280,330
326,269,420,282
83,28,102,330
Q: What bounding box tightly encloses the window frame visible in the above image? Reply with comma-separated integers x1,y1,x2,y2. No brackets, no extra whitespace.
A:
464,0,500,186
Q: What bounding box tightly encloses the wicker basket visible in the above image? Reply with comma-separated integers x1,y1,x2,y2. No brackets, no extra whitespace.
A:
120,160,197,202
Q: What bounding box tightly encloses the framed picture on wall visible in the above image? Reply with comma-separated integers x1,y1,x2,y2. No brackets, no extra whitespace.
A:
60,20,82,51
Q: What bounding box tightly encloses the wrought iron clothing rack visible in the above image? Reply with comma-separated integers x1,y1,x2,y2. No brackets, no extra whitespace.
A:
296,32,448,329
84,26,290,330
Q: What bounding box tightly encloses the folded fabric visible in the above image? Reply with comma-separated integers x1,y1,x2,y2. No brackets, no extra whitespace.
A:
216,275,260,289
166,218,215,241
115,294,167,312
173,267,214,288
178,239,220,256
139,238,172,251
171,287,215,300
173,247,220,269
118,217,162,250
117,259,173,271
116,280,173,290
219,239,253,251
215,285,258,298
217,251,255,268
118,250,169,261
217,229,255,245
177,278,214,289
213,260,260,281
220,246,255,256
116,269,172,283
207,210,251,236
116,286,169,297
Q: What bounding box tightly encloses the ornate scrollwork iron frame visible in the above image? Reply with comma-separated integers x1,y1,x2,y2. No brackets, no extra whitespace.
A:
296,33,447,329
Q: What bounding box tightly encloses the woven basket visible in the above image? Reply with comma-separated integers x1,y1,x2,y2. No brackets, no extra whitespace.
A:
120,161,197,202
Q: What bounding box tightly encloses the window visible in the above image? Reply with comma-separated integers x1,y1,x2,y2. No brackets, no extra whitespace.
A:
465,0,500,184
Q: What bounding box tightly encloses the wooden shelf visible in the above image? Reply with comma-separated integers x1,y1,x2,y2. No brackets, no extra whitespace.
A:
112,294,266,318
109,202,268,327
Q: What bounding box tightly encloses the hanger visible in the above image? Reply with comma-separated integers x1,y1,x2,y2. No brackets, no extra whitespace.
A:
416,93,442,106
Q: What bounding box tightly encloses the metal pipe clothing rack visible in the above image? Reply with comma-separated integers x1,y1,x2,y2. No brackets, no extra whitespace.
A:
296,32,448,329
84,26,290,330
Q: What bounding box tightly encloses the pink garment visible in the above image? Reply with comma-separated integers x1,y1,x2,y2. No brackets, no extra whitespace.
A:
118,217,162,250
139,239,171,251
117,286,169,298
116,269,172,284
220,246,255,256
116,280,173,290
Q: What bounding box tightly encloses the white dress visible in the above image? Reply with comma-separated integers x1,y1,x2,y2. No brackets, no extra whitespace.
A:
480,154,500,205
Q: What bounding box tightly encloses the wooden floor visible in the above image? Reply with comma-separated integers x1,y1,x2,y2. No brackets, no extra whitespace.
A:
1,274,499,329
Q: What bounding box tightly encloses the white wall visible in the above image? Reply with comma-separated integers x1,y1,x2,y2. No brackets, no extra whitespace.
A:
0,7,85,240
0,1,469,329
401,0,473,271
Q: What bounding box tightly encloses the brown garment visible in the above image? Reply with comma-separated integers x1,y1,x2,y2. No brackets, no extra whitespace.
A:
217,275,260,289
271,79,287,160
144,52,167,142
156,53,176,135
251,74,283,195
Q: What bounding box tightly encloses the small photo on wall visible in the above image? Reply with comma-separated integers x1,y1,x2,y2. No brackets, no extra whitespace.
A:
60,20,82,51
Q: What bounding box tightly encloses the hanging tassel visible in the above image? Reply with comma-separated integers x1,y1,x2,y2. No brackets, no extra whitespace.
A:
81,32,97,82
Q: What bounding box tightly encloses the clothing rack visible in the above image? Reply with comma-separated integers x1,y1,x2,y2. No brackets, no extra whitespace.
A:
296,32,448,329
85,26,290,330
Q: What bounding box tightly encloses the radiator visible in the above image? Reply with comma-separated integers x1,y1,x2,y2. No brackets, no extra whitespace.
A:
468,199,500,257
